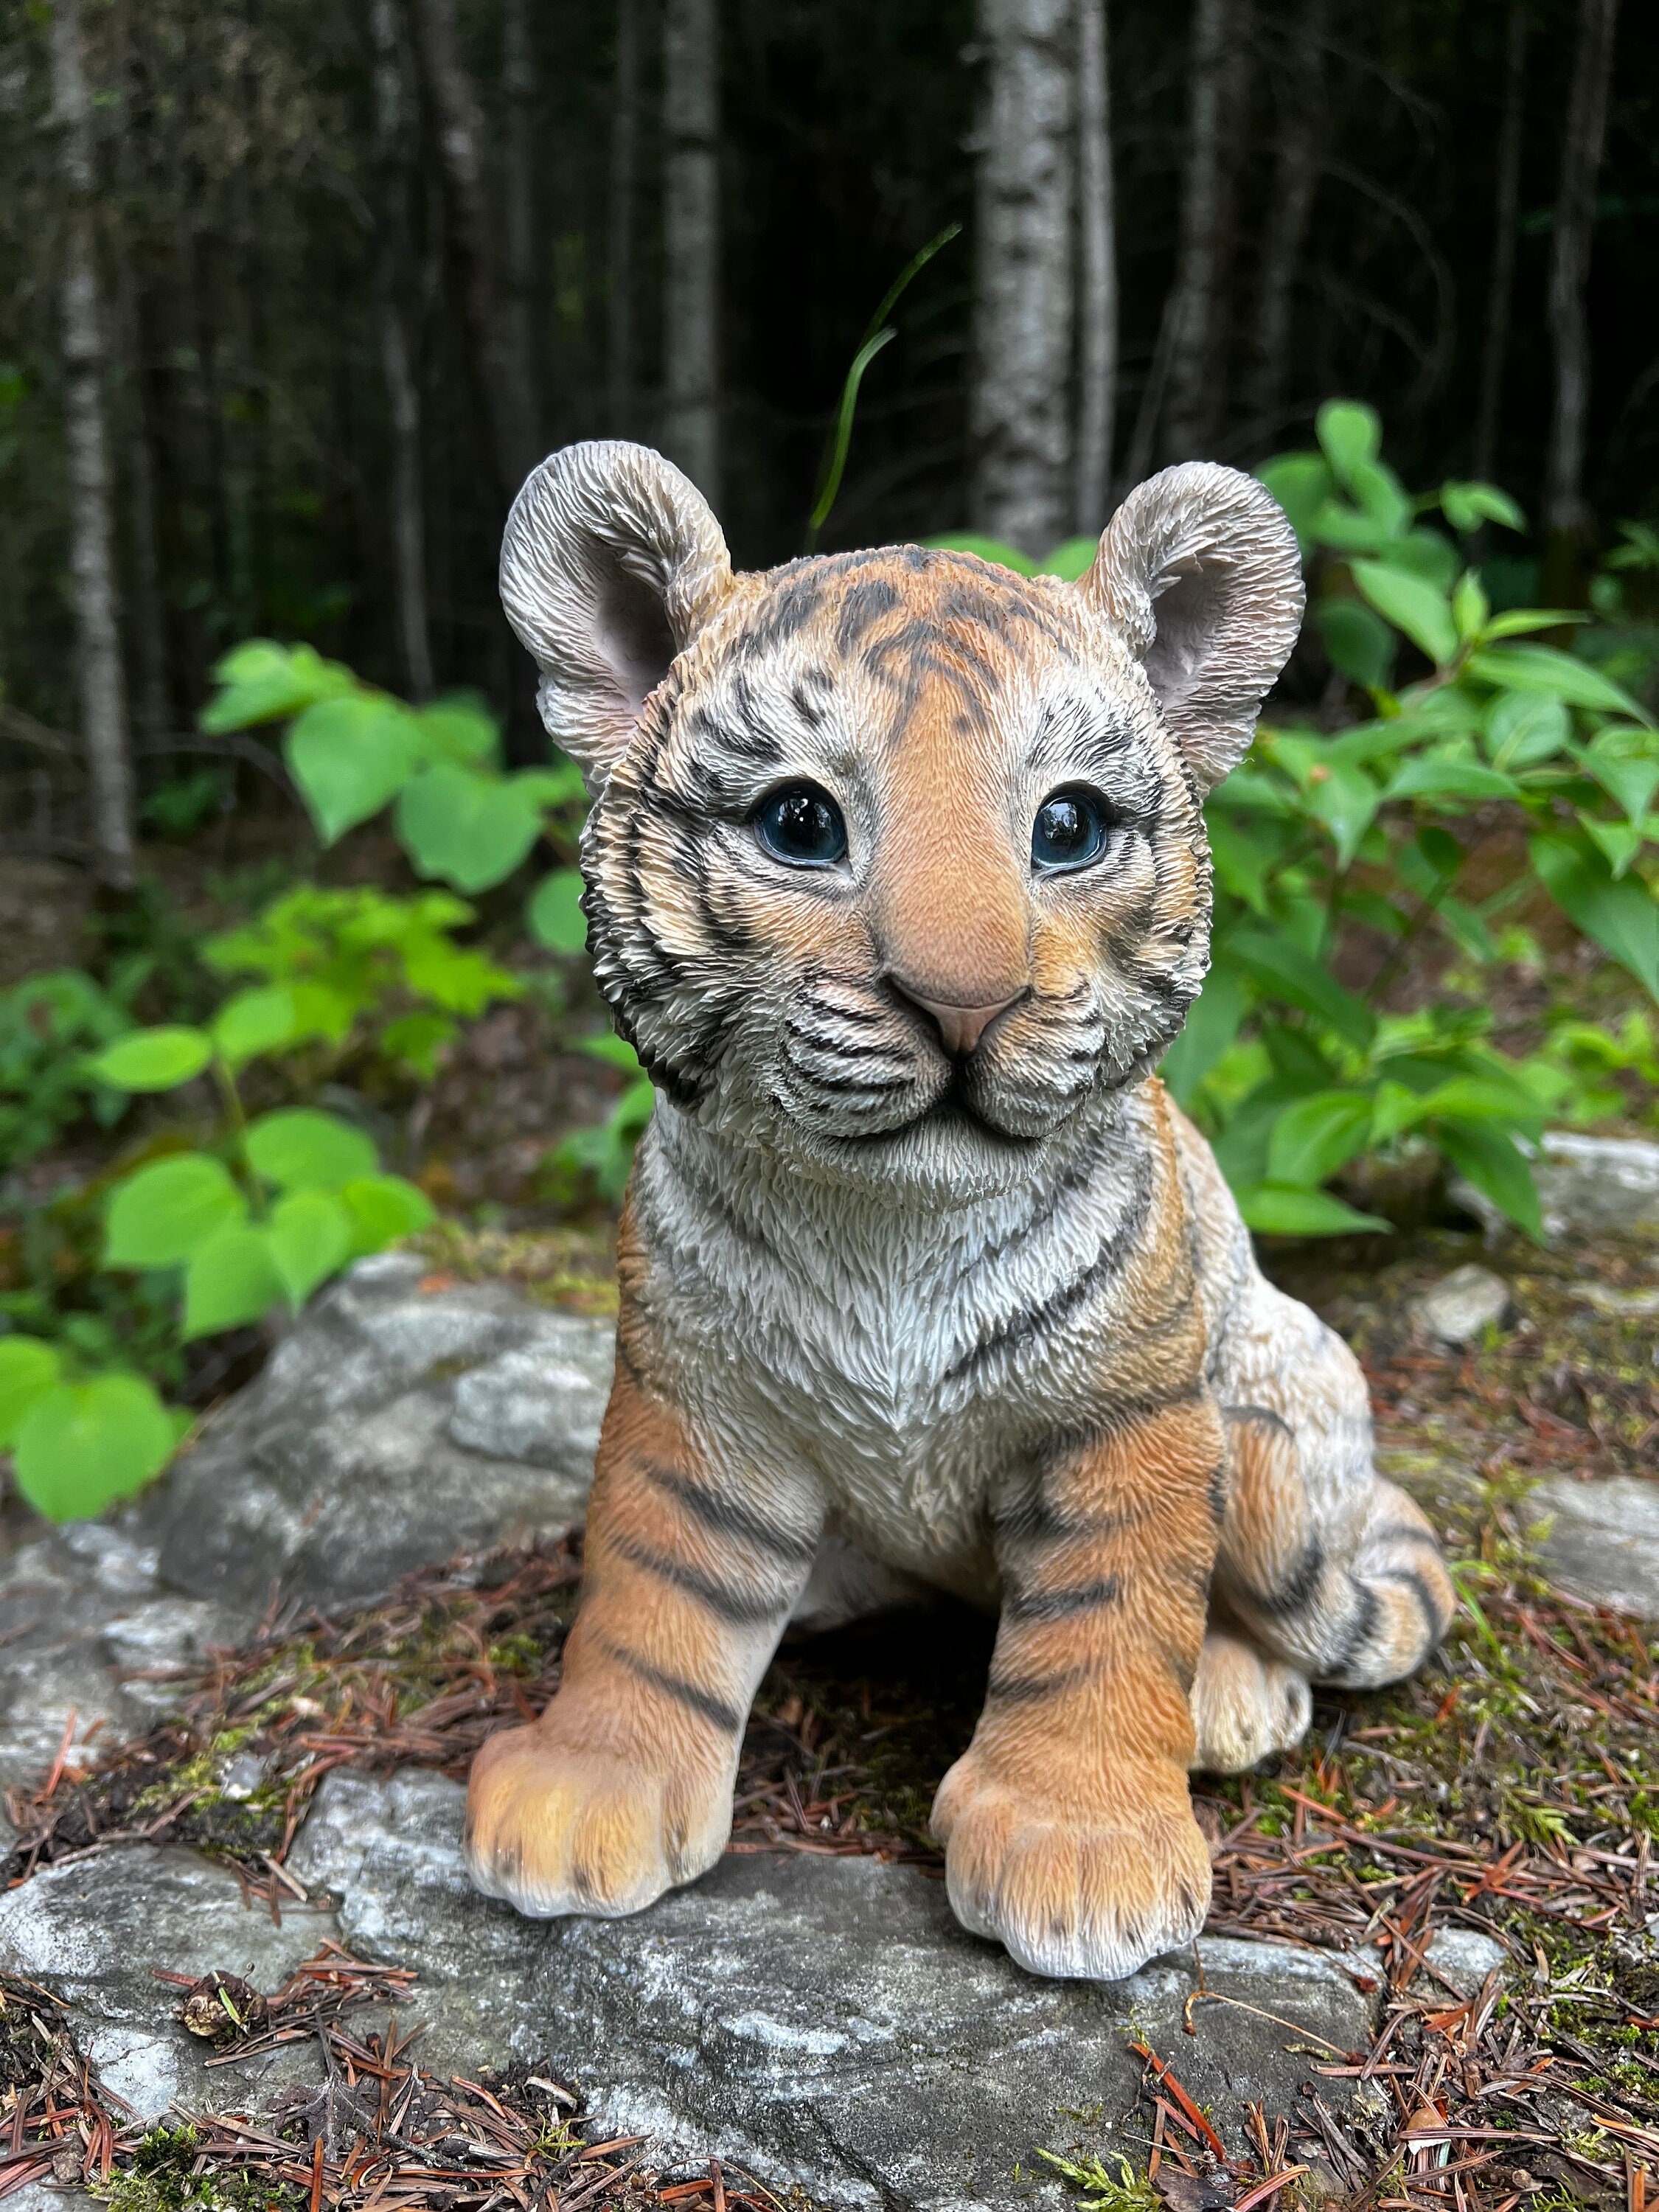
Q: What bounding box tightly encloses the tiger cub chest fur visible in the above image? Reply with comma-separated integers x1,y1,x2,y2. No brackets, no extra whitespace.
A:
620,1083,1206,1590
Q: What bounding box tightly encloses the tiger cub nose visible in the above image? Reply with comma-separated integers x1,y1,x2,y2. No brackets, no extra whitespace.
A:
892,981,1026,1058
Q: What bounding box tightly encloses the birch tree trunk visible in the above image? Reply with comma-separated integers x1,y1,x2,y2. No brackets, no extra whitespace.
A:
50,0,137,889
371,0,434,698
970,0,1075,554
1074,0,1116,534
662,0,720,501
1472,5,1528,483
501,0,538,458
1242,0,1325,437
412,0,539,505
608,0,641,434
1543,0,1619,560
1161,0,1232,461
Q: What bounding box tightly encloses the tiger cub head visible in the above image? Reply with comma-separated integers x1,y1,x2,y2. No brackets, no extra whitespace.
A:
501,443,1303,1202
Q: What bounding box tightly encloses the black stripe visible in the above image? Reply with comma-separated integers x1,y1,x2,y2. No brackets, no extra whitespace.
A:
1206,1459,1230,1526
985,1661,1096,1705
1222,1403,1295,1440
1330,1582,1382,1673
599,1640,743,1733
1371,1564,1453,1640
1244,1538,1327,1620
613,1534,790,1629
1368,1523,1443,1554
1004,1575,1121,1624
640,1458,818,1565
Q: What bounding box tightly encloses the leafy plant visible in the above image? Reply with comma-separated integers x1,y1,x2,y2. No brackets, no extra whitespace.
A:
950,400,1659,1237
0,967,138,1172
546,1034,655,1203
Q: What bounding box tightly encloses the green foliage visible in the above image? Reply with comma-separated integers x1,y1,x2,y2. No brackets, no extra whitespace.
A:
0,967,136,1171
547,1034,656,1202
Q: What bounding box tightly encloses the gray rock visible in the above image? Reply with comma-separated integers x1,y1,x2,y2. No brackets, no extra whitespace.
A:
1527,1475,1659,1620
1455,1131,1659,1245
134,1253,614,1609
1408,1265,1512,1347
290,1768,1374,2211
1420,1927,1509,1998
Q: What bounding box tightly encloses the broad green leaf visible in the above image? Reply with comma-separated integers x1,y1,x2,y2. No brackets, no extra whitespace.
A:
12,1374,177,1519
200,641,355,733
1236,1183,1390,1237
377,1012,456,1077
1231,934,1376,1048
1417,1076,1544,1135
1304,760,1381,867
612,1077,657,1137
290,982,358,1045
267,1189,352,1305
1481,607,1586,641
1531,832,1659,1002
922,532,1037,575
286,695,421,843
1037,536,1099,582
1315,400,1381,485
105,1154,246,1269
527,867,589,955
0,1336,63,1445
1352,562,1458,668
246,1107,378,1191
1452,570,1489,642
1485,692,1571,770
182,1226,288,1340
1265,1091,1374,1188
1467,645,1652,724
412,696,499,766
582,1032,644,1071
1439,481,1525,535
1580,814,1652,880
1206,815,1275,913
394,762,544,893
1577,731,1659,824
1384,754,1518,803
340,1173,437,1255
1382,529,1461,593
1438,1121,1543,1242
1158,966,1245,1106
212,985,298,1068
1254,454,1334,554
512,762,588,811
1317,600,1395,690
88,1026,213,1092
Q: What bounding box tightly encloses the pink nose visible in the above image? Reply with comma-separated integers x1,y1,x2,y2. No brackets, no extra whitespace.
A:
894,984,1024,1058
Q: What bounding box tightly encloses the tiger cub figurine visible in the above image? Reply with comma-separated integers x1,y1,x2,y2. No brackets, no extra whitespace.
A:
465,441,1454,1982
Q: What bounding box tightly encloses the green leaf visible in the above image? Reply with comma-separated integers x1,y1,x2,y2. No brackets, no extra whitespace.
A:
1236,1183,1390,1237
412,695,499,766
1579,814,1652,880
377,1012,456,1077
1159,966,1245,1107
1466,645,1652,723
340,1174,437,1255
1383,754,1519,803
1440,481,1525,535
1485,692,1571,770
1438,1121,1543,1242
246,1107,378,1191
1481,607,1586,641
181,1226,287,1340
88,1026,213,1092
200,641,355,733
1304,760,1381,868
285,695,421,843
1317,600,1395,689
1315,400,1382,485
0,1336,63,1446
1231,934,1376,1048
105,1154,246,1269
1255,455,1335,554
1266,1091,1375,1187
527,867,589,955
1577,730,1659,824
1036,536,1099,582
267,1189,352,1305
1352,561,1459,667
211,985,299,1068
1452,569,1489,642
922,532,1037,576
582,1032,644,1071
1531,831,1659,1001
12,1374,178,1519
394,762,545,893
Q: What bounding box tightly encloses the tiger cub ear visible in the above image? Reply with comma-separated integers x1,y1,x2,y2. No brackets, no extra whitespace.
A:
1079,462,1305,793
499,441,735,788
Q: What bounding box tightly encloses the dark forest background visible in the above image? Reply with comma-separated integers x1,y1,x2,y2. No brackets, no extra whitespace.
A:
1,0,1654,818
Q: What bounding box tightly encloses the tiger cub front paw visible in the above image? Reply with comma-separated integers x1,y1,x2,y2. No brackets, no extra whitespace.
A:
931,1752,1211,1981
465,1718,730,1920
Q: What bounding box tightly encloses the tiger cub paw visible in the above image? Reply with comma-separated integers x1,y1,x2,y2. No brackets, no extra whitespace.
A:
464,1720,729,1920
931,1754,1211,1981
1189,1630,1312,1774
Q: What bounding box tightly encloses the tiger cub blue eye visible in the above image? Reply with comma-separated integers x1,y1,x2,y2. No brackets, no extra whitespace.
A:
1032,787,1113,871
754,782,848,867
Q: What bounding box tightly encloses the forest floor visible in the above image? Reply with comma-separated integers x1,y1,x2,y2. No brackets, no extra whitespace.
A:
4,1223,1658,2212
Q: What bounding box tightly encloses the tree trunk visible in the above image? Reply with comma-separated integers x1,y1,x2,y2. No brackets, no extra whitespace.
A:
1161,0,1233,461
1472,4,1527,484
113,0,170,744
411,0,539,506
608,0,641,435
661,0,720,501
1543,0,1619,577
371,0,434,698
970,0,1075,554
49,0,137,890
1074,0,1116,534
501,0,538,461
1242,0,1325,438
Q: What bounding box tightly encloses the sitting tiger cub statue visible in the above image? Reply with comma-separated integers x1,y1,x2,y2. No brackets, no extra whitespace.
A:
465,441,1454,1981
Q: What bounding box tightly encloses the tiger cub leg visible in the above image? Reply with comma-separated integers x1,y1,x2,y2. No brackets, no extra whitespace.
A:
932,1396,1223,1982
465,1366,821,1919
1189,1628,1312,1774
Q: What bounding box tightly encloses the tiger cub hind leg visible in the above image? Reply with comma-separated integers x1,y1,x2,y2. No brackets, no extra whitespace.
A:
1189,1628,1312,1774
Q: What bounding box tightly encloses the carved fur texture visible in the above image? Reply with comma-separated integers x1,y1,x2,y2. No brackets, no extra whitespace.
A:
466,442,1455,1983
